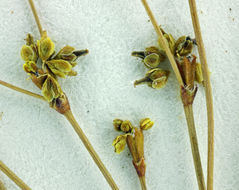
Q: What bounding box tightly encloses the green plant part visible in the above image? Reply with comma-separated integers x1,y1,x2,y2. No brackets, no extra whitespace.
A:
158,28,175,53
45,59,73,78
23,61,38,74
37,31,55,62
120,120,133,133
113,119,133,133
31,73,48,89
140,118,154,130
112,118,154,189
113,119,123,131
174,36,195,58
144,53,160,68
195,63,203,84
20,32,88,106
20,45,37,62
55,45,89,63
132,46,165,68
42,75,63,102
134,68,169,89
112,134,128,154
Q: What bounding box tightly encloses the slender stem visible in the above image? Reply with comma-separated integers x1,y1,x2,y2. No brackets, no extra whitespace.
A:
27,0,43,36
141,0,206,189
139,176,147,190
188,1,214,189
63,110,119,190
0,180,6,190
141,0,184,86
0,161,31,190
0,80,45,101
184,105,206,190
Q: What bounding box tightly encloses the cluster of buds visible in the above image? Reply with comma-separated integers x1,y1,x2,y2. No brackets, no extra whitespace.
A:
112,118,154,178
132,28,203,105
132,28,203,92
132,46,169,89
20,31,88,113
158,29,203,105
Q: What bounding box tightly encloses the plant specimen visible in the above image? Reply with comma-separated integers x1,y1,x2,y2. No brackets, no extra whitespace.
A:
0,161,31,190
130,0,213,189
0,0,118,189
112,118,154,190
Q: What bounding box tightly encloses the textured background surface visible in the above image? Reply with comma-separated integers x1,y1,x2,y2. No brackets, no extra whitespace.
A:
0,0,238,189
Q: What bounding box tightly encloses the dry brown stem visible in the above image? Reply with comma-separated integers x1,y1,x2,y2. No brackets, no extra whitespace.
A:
64,110,119,190
0,80,45,101
28,0,43,36
0,161,31,190
188,1,215,189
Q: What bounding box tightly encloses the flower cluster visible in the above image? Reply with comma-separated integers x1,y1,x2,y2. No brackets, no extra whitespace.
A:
20,31,88,109
112,118,154,177
132,28,203,90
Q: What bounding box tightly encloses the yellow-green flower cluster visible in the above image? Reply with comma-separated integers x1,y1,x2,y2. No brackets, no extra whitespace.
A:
132,46,169,89
112,118,154,154
131,28,204,89
112,118,154,177
159,28,204,85
20,31,88,102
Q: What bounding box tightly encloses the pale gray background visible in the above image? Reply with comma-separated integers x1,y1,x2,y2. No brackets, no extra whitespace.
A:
0,0,238,189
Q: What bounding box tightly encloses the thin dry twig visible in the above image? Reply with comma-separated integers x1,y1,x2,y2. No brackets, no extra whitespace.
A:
0,180,6,190
139,176,147,190
188,1,214,189
140,0,206,189
0,80,45,101
64,110,119,189
28,0,43,36
184,105,206,189
0,161,31,190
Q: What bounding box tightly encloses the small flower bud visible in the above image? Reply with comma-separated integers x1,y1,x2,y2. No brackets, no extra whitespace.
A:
195,63,203,84
21,45,37,62
42,75,63,102
46,59,73,78
112,134,128,154
175,36,194,57
132,46,165,68
134,68,169,89
55,46,88,62
23,61,38,73
158,28,175,53
151,76,168,89
144,53,160,68
31,73,48,89
120,120,133,133
37,32,55,61
113,119,123,131
140,118,154,130
25,34,35,46
58,45,75,55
